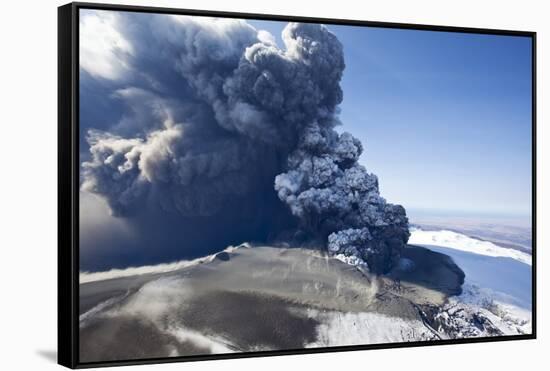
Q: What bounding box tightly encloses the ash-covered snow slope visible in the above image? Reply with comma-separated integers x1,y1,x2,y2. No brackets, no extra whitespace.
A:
409,228,532,335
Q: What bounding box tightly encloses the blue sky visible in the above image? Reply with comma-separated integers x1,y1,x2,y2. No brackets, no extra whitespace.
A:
250,20,533,216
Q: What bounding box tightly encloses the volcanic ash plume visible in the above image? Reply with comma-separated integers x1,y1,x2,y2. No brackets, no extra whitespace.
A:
274,128,410,273
80,12,409,273
234,22,410,273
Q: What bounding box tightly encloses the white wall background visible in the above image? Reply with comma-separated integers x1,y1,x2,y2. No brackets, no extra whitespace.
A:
0,0,547,369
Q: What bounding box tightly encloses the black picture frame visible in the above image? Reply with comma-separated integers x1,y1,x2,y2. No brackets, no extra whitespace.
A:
58,2,537,369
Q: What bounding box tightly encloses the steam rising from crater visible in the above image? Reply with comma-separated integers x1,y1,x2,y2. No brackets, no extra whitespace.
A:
80,10,409,273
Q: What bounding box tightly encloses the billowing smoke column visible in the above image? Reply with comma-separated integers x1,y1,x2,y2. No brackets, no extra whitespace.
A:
275,134,410,273
80,11,409,273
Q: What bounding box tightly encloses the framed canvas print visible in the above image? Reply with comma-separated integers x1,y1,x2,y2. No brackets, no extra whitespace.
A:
58,2,536,368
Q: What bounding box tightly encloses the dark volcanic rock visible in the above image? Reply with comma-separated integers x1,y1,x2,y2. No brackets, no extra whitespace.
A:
214,252,231,261
388,245,465,297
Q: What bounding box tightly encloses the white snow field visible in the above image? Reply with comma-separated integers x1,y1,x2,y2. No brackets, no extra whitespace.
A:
409,228,531,265
409,228,532,335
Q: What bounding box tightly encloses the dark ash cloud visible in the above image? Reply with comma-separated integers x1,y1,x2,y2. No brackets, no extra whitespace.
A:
79,11,409,273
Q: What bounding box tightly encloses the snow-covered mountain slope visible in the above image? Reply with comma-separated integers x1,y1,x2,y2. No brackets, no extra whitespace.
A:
306,310,436,348
409,228,531,265
78,228,532,359
409,228,532,336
